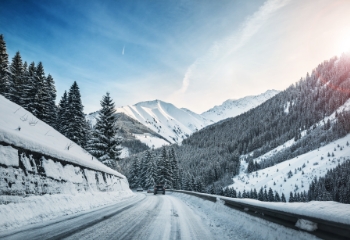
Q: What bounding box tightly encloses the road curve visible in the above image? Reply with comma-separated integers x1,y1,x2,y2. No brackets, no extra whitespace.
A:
0,193,216,240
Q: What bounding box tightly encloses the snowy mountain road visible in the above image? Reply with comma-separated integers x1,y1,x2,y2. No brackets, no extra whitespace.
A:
0,192,319,240
0,193,214,240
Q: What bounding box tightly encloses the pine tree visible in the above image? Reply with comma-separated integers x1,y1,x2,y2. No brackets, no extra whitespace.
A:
144,151,156,189
66,81,87,146
0,34,9,97
24,62,37,113
157,147,167,186
89,92,121,169
275,191,281,202
32,62,46,119
42,74,57,127
289,192,294,202
281,193,286,202
129,157,140,188
263,189,268,201
268,187,274,202
164,149,173,188
139,157,147,188
8,51,24,105
57,91,69,136
170,148,179,189
258,187,264,201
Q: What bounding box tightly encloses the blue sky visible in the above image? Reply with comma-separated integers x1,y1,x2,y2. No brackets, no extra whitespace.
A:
1,0,350,113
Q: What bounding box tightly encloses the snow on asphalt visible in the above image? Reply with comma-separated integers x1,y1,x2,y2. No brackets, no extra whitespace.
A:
0,192,321,240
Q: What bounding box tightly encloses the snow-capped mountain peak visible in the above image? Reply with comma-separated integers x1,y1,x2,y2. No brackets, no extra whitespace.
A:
201,89,279,122
116,100,213,145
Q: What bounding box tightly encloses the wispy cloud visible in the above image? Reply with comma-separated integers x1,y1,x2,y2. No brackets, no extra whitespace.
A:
172,0,290,97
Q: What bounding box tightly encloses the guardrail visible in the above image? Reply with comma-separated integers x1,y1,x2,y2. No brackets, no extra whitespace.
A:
169,190,350,240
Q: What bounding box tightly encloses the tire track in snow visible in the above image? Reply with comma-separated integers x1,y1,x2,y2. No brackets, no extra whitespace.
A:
64,193,162,239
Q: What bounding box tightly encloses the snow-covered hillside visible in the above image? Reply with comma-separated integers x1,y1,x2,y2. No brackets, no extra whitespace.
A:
229,97,350,200
0,95,123,177
202,90,279,122
230,134,350,201
116,100,213,144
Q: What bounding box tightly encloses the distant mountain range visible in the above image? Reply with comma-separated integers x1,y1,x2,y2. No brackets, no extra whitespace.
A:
87,90,279,156
202,90,279,122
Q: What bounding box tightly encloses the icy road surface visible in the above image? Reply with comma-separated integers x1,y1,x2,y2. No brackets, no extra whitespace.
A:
0,192,317,240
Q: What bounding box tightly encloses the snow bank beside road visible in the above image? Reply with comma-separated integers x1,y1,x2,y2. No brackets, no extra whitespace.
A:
0,191,135,232
173,192,318,240
219,196,350,226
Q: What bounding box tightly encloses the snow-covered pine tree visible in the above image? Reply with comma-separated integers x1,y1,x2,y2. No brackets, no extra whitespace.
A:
81,119,93,150
129,157,140,188
33,62,46,119
281,193,286,202
24,62,37,113
0,34,10,97
66,81,86,147
21,61,30,110
268,187,274,202
164,149,173,188
169,148,179,189
258,187,263,201
144,150,156,189
157,147,167,185
42,74,57,128
89,92,121,169
57,91,69,137
139,157,147,187
8,51,24,105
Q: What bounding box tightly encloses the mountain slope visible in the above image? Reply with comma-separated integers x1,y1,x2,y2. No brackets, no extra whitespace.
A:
230,133,350,201
121,53,350,191
201,90,279,122
116,100,213,144
86,111,169,156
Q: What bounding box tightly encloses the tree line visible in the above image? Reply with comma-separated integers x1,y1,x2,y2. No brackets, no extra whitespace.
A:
0,34,121,170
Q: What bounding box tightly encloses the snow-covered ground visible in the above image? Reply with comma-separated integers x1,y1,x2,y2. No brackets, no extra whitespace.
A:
230,134,350,200
0,191,135,232
134,133,169,149
173,193,318,240
0,193,321,239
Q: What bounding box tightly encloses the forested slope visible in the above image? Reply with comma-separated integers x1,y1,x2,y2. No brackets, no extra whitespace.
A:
122,53,350,190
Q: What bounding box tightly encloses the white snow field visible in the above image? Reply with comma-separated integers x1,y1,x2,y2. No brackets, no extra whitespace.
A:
0,95,133,231
230,133,350,201
0,193,319,240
